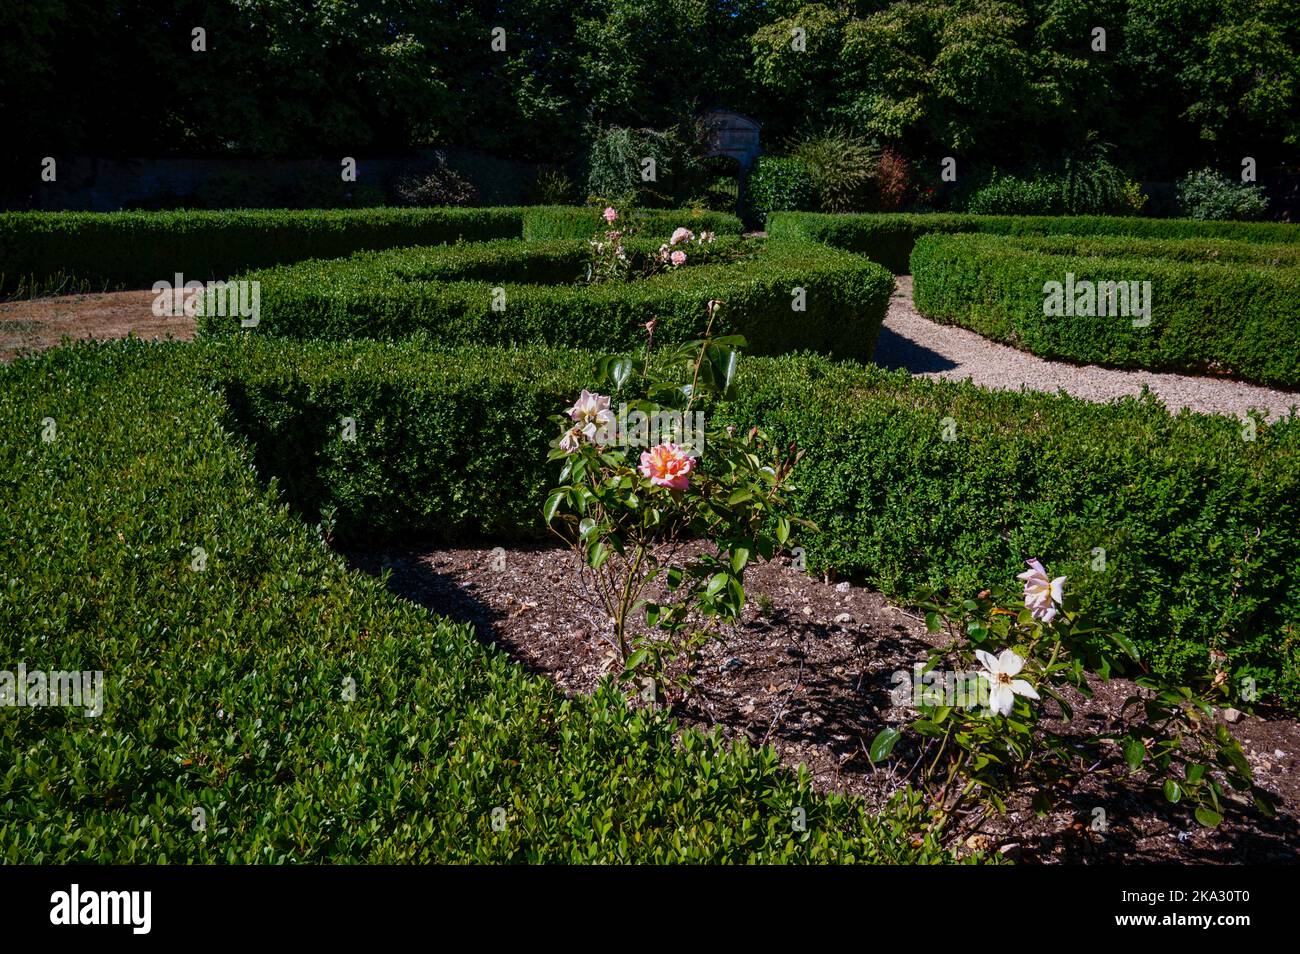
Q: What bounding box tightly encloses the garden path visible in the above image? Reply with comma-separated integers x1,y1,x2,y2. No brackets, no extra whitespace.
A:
879,277,1299,421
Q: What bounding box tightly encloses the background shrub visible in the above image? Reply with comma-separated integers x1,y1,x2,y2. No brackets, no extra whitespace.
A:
962,157,1131,216
910,232,1300,387
585,125,702,207
1178,168,1271,221
534,168,577,205
792,129,876,213
390,154,480,207
745,155,816,226
869,147,913,212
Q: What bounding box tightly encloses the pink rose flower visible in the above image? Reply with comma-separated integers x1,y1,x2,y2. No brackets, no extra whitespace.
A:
639,442,694,490
670,227,695,246
566,389,614,444
670,250,686,266
603,206,618,223
1016,558,1067,623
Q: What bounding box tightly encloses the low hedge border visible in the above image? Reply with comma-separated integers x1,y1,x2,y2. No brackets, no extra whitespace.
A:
984,234,1300,269
910,233,1300,387
0,206,743,297
199,237,894,362
0,339,956,863
521,206,742,241
210,339,1300,711
768,211,1300,274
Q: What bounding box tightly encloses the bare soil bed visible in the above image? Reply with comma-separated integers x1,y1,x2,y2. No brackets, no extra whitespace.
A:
342,540,1300,865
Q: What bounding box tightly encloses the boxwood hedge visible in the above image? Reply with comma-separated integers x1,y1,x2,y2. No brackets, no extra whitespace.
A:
768,211,1300,274
199,238,894,362
210,339,1300,710
0,339,958,863
910,233,1300,387
520,206,742,241
0,206,743,297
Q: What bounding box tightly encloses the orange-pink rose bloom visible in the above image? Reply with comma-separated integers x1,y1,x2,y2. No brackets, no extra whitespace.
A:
639,442,694,490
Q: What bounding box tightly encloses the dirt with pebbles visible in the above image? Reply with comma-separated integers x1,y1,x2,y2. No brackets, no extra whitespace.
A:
343,540,1300,865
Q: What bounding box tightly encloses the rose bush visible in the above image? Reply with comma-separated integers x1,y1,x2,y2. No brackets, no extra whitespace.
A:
544,301,810,701
586,206,719,283
871,560,1275,844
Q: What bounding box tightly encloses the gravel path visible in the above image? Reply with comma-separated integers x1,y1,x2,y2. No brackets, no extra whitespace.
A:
879,276,1300,421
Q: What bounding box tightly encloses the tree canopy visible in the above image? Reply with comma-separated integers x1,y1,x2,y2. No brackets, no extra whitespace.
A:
2,0,1296,179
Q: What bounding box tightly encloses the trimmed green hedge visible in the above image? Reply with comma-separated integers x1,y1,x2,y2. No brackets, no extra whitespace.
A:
768,211,1300,273
910,233,1300,387
200,238,894,362
0,339,958,863
521,206,742,241
0,206,743,297
985,234,1300,269
212,340,1300,710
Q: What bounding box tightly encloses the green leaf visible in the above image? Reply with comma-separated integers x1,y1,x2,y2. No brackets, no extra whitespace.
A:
543,490,565,522
1107,631,1141,660
1121,736,1145,771
730,547,750,573
1194,806,1222,828
1163,780,1182,803
869,728,901,763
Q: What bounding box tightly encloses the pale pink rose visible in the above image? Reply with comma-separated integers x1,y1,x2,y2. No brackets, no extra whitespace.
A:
670,250,687,266
670,227,694,246
603,207,618,223
1016,558,1067,623
566,389,615,444
639,442,694,490
558,425,584,455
